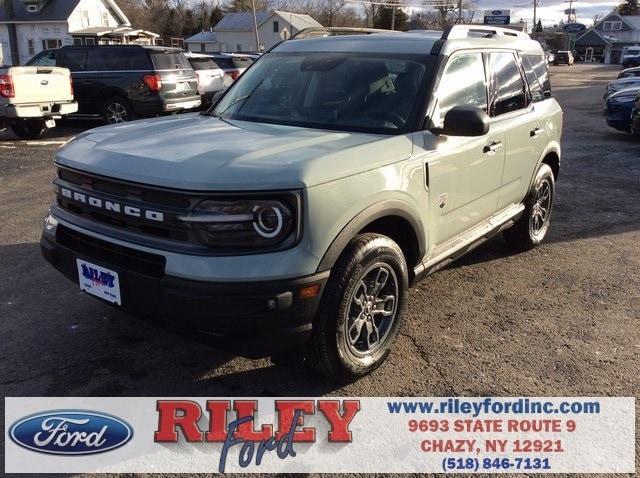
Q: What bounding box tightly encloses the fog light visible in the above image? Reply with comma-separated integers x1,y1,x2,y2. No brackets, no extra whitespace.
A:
299,284,320,299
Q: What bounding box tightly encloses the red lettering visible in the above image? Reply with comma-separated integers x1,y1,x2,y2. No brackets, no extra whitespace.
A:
233,400,273,440
275,400,315,442
154,400,203,442
205,400,231,442
318,400,360,442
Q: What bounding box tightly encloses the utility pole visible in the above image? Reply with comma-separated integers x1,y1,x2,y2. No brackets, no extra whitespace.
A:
251,0,260,52
391,4,396,30
532,0,537,35
458,0,463,23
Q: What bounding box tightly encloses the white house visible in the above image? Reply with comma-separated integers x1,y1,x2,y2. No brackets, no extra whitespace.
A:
575,11,640,64
186,10,322,53
0,0,158,65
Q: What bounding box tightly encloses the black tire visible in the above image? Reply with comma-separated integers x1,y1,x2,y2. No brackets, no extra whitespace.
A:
101,96,134,124
504,163,555,251
308,233,408,381
10,119,47,139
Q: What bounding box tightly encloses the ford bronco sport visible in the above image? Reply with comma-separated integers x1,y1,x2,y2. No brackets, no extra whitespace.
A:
41,25,562,380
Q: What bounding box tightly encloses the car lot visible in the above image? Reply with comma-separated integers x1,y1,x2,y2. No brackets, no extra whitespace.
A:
1,64,639,458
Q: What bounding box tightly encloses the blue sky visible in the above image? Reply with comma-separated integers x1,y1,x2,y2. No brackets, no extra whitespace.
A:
475,0,622,26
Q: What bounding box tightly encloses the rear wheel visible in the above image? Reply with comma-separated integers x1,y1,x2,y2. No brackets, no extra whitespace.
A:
308,233,408,381
101,96,134,124
10,119,47,139
504,163,555,251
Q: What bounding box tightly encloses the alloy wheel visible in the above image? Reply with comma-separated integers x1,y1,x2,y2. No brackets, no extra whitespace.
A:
345,263,399,356
106,102,128,124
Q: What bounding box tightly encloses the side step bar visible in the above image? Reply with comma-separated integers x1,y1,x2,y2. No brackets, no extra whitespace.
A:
413,203,525,283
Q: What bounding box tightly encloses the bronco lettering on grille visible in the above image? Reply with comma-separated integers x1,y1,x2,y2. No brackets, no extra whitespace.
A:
60,187,165,222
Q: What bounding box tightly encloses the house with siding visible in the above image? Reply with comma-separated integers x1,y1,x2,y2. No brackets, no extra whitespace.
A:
185,10,322,53
0,0,157,65
575,11,640,64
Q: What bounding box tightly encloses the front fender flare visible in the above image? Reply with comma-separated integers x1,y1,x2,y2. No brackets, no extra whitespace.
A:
316,199,426,273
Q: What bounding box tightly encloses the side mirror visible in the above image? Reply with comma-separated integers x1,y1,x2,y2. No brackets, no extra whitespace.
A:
441,106,490,136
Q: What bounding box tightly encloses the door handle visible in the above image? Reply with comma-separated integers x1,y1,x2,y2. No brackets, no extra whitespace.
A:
530,127,544,138
483,141,503,154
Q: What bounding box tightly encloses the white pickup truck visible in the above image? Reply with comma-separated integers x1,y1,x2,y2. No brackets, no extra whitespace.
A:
0,65,77,139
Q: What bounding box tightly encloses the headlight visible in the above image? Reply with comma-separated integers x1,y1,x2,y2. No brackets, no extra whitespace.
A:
179,197,298,249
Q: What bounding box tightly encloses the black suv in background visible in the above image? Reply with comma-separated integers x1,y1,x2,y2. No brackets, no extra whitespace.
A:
27,45,200,123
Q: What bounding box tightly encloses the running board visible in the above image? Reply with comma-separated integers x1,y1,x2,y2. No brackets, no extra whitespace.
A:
413,203,525,283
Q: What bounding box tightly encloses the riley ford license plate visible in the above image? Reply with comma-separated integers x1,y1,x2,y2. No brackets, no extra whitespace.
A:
76,259,121,305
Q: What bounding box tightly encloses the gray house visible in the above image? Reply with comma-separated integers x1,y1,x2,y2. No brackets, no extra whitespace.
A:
186,10,322,53
575,11,640,64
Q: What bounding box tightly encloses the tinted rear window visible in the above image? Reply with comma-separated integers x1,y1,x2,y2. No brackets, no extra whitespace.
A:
89,48,151,70
212,57,233,69
231,56,253,68
150,51,191,70
523,54,551,101
189,57,219,70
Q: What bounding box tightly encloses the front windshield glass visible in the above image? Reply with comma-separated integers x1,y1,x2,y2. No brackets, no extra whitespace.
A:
212,52,429,133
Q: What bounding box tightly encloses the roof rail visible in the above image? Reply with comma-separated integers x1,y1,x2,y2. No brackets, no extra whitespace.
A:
291,27,399,40
442,24,529,40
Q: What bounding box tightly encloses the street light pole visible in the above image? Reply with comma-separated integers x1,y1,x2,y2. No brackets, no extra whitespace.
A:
391,5,396,30
251,0,260,52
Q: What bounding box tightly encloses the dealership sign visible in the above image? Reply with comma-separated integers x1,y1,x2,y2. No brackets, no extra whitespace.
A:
563,23,587,33
484,9,510,25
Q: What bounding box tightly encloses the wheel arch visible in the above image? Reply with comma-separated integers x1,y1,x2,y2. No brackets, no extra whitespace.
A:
529,142,561,190
316,200,426,280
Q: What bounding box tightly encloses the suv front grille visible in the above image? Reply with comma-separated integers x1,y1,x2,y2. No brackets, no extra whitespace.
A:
57,225,166,277
56,168,196,244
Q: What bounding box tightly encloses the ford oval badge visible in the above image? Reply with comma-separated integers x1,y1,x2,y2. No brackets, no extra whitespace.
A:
9,410,133,455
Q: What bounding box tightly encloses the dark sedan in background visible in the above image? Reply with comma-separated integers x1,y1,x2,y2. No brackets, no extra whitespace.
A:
605,87,640,133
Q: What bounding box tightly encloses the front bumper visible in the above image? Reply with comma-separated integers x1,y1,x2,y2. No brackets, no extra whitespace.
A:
41,217,328,344
0,101,78,118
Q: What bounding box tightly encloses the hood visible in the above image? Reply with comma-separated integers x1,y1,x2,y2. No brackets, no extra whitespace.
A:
609,87,640,101
56,114,413,191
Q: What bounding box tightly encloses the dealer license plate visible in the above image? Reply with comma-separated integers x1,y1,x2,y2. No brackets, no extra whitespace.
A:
76,259,121,305
45,119,56,128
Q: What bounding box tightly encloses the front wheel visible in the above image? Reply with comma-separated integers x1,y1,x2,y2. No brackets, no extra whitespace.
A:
308,233,408,381
10,119,47,139
504,163,555,251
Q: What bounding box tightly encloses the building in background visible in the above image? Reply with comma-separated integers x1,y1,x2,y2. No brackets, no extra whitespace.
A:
575,11,640,64
0,0,157,65
186,10,322,53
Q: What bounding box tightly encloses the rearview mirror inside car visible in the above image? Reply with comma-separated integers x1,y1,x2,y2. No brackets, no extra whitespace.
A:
440,106,490,137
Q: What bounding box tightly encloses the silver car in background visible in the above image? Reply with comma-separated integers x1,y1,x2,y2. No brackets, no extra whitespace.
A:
185,53,225,105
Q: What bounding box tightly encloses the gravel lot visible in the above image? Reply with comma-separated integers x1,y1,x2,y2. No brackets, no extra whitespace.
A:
1,64,638,477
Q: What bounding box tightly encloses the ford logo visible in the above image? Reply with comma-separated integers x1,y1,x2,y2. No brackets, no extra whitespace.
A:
491,10,503,14
9,410,133,455
40,79,48,85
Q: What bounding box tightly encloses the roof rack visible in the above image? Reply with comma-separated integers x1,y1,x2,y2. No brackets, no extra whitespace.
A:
292,27,399,40
442,24,529,40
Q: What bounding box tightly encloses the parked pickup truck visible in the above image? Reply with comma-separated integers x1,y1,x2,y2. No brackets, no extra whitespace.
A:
0,65,77,139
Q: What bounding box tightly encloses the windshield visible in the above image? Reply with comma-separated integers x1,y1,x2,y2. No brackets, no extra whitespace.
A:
211,52,430,134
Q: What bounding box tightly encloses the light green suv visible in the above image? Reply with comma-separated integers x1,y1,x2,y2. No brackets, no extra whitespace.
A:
41,25,562,381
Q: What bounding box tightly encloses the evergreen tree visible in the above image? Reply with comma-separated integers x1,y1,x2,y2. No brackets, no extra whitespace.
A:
617,0,639,15
373,4,408,30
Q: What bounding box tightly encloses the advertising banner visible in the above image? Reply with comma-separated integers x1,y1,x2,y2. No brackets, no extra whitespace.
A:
5,396,635,473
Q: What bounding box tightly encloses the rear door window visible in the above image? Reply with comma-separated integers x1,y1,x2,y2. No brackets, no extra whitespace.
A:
150,50,191,70
522,54,551,102
60,49,87,71
486,51,527,116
